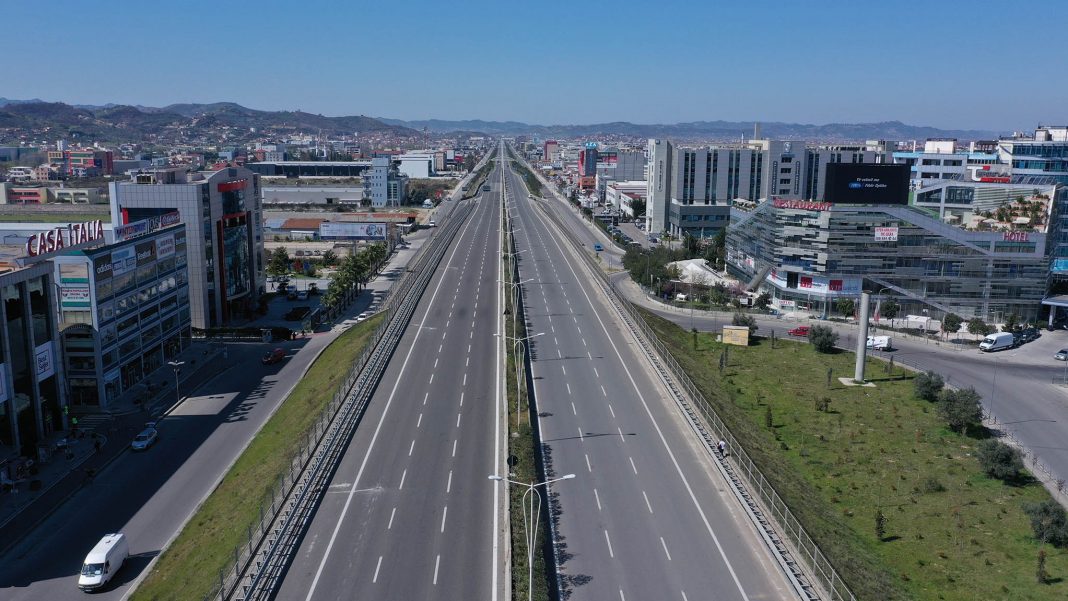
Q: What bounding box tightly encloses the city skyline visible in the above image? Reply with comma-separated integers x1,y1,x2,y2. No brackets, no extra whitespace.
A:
3,0,1065,131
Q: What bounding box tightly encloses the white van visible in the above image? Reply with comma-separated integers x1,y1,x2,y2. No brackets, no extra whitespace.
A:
78,533,129,591
979,331,1016,352
866,336,893,351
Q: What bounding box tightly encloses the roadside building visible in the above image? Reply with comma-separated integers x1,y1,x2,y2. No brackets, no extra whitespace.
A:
109,166,265,328
363,157,409,208
53,187,105,204
0,261,68,460
51,219,190,408
0,184,54,204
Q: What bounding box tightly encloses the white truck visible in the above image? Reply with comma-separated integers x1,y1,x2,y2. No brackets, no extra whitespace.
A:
78,533,129,591
979,331,1016,352
866,335,893,351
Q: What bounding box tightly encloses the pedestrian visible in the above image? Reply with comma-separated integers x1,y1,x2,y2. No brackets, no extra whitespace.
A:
717,440,726,457
94,438,102,454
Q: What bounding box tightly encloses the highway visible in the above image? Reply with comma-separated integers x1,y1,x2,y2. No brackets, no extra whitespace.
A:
275,164,505,600
503,151,794,600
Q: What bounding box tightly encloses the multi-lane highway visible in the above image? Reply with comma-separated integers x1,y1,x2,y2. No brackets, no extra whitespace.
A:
275,163,505,600
502,150,794,600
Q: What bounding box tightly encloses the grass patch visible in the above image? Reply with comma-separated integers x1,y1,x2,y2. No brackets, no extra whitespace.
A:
640,307,1068,601
132,312,386,601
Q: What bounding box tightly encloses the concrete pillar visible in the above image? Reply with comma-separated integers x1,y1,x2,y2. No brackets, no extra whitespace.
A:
854,292,871,383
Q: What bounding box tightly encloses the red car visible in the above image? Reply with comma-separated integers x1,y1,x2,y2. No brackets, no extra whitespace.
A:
261,348,286,365
787,326,810,337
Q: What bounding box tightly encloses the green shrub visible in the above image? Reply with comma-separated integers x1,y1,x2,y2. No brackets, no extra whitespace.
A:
808,325,838,353
976,439,1024,481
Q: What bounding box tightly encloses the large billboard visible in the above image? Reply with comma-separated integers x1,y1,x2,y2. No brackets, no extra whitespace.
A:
824,163,909,205
319,222,387,240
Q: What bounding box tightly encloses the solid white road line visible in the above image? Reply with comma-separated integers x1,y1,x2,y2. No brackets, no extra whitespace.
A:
373,555,383,583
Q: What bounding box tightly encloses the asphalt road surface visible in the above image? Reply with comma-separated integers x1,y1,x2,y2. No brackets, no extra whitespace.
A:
504,151,794,601
275,166,505,600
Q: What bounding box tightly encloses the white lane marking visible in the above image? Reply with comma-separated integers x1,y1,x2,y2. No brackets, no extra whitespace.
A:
587,351,592,360
466,356,470,367
433,554,441,585
585,454,592,472
423,392,429,405
601,385,607,397
594,367,599,378
473,310,477,318
561,365,567,375
447,470,453,493
373,555,383,583
619,427,626,443
434,358,439,368
643,490,653,513
460,391,465,406
554,336,559,345
470,331,474,339
660,537,672,561
429,373,434,384
620,590,626,601
408,440,415,456
446,320,450,328
417,413,423,428
571,401,577,415
456,413,462,428
557,349,562,359
398,469,407,490
578,427,584,442
463,373,468,386
452,439,458,457
681,592,689,601
387,507,396,529
441,505,448,533
468,344,472,353
566,383,571,394
608,404,616,418
582,337,587,347
594,488,602,511
439,344,443,353
604,529,615,558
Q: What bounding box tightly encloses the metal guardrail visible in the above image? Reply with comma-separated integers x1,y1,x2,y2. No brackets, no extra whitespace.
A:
531,189,853,601
199,200,475,601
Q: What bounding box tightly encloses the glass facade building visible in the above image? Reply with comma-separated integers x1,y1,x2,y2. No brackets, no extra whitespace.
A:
727,200,1054,322
52,222,191,409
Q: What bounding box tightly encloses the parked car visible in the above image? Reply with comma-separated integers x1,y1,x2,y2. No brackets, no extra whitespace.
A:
788,326,810,337
1018,327,1040,344
1055,349,1068,361
262,348,286,365
296,290,309,301
592,243,604,251
130,427,158,451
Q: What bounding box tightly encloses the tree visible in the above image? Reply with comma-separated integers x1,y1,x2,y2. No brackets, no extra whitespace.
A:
942,313,963,339
267,247,290,276
913,371,945,401
808,325,839,353
936,387,983,435
880,299,899,326
629,198,646,220
875,509,887,541
732,312,758,337
1023,500,1068,547
967,317,991,339
321,249,338,266
835,298,855,317
682,233,700,258
1001,313,1021,333
703,228,727,271
753,291,771,311
463,154,477,173
976,439,1024,481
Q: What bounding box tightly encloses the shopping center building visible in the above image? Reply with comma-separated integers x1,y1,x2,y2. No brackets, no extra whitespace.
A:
51,214,190,408
727,163,1062,323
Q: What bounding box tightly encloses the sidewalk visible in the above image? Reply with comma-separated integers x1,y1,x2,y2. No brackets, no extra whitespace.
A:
0,342,229,556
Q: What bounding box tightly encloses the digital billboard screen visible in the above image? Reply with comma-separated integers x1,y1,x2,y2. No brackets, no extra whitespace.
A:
824,163,910,205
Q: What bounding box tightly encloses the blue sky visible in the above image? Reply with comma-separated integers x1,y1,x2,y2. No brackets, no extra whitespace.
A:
4,0,1066,130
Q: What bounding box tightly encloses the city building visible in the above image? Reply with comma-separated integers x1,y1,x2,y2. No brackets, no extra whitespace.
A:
543,140,560,164
605,181,648,218
726,163,1063,323
46,148,114,177
109,166,265,328
397,152,436,179
4,166,36,183
0,261,68,460
0,146,40,163
0,184,54,204
53,187,105,204
51,217,190,408
245,160,371,178
261,186,365,206
362,157,408,208
998,125,1068,184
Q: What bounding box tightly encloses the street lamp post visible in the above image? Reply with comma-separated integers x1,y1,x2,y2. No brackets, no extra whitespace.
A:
495,332,544,427
489,473,576,601
166,360,185,407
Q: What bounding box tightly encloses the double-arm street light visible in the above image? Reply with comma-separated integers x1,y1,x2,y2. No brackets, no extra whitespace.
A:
489,473,576,601
166,360,185,407
495,332,544,427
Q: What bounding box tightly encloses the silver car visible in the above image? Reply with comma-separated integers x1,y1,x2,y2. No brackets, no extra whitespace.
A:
130,427,158,451
1055,349,1068,361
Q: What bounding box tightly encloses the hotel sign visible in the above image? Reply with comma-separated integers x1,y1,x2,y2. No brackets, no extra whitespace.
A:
25,220,104,256
1003,231,1030,242
772,199,831,211
874,227,899,242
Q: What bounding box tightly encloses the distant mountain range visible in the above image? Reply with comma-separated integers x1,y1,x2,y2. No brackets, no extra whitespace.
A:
378,117,1007,142
0,99,417,144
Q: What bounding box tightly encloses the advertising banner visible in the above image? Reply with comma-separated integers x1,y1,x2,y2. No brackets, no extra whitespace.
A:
93,253,113,280
60,286,91,308
319,222,387,240
874,226,899,242
155,234,175,259
35,342,55,382
111,247,136,277
768,269,862,296
824,163,910,205
136,240,156,266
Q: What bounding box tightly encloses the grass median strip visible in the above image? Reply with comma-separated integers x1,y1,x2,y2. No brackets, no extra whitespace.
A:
640,307,1068,601
132,312,385,601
